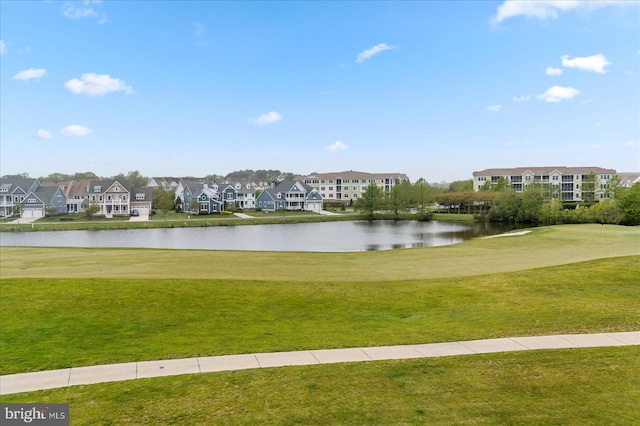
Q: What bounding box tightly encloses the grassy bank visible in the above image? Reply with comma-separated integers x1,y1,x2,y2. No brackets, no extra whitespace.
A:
2,347,638,425
1,256,638,375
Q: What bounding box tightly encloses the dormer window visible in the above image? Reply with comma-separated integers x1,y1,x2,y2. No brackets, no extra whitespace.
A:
94,186,101,192
135,193,145,200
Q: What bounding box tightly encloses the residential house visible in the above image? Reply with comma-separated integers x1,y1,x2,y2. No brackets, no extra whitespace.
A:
619,173,640,188
147,177,181,192
81,180,131,217
130,187,153,215
472,167,617,202
0,177,41,217
297,171,409,204
256,180,323,212
21,186,67,218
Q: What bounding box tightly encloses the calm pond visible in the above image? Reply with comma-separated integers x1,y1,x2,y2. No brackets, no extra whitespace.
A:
0,220,513,252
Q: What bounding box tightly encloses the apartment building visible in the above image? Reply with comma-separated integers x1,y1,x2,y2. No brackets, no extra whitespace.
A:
297,171,409,203
472,166,616,202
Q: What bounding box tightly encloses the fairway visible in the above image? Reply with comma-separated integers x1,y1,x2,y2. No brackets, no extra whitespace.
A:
1,224,639,424
1,224,639,281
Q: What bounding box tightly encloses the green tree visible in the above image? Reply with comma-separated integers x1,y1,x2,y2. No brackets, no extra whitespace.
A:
71,172,99,180
387,180,413,218
488,190,520,222
517,187,544,223
84,203,100,219
155,189,175,215
589,199,623,224
354,183,385,220
413,178,433,217
538,200,563,225
448,179,473,192
616,183,640,225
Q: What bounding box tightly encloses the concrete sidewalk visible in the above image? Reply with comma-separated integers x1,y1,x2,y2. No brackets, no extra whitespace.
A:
1,332,637,395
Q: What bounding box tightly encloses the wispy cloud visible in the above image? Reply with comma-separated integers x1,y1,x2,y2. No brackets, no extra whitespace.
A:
251,111,282,125
13,68,47,81
63,1,107,24
65,73,134,96
327,141,349,152
546,67,563,76
491,0,632,24
538,85,579,103
356,43,396,63
60,125,92,137
36,129,53,139
562,54,611,74
0,40,6,55
192,21,205,38
487,104,502,113
513,95,531,102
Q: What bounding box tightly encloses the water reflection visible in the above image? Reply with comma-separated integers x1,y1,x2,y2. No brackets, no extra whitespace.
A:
0,220,514,252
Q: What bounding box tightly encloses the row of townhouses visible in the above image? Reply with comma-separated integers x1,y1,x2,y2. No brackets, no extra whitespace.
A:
472,167,622,202
2,167,635,218
0,177,152,218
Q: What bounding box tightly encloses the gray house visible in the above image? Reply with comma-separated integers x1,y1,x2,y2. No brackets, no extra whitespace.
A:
0,177,41,217
256,180,323,212
21,186,67,218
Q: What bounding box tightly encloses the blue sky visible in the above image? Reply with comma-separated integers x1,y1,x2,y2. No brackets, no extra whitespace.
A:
1,1,638,182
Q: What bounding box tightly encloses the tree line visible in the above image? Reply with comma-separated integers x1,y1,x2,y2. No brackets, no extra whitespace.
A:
353,178,640,226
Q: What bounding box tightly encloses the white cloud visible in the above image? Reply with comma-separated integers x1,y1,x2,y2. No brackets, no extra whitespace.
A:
65,73,134,96
537,85,580,103
327,141,349,152
62,1,107,23
251,111,282,125
356,43,396,63
13,68,47,81
0,40,6,55
513,95,531,102
36,129,53,139
60,125,92,136
491,0,632,24
561,54,611,73
487,104,502,113
546,67,563,76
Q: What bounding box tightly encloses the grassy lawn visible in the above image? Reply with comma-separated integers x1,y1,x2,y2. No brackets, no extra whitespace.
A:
2,224,638,281
1,347,638,425
0,224,638,423
1,255,638,375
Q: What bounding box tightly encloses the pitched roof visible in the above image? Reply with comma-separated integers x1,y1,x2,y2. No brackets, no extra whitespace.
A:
473,166,616,176
0,177,39,193
299,171,409,180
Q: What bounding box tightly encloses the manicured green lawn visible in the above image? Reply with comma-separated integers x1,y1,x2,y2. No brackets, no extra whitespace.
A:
1,256,638,375
0,224,638,424
2,347,638,425
2,224,638,281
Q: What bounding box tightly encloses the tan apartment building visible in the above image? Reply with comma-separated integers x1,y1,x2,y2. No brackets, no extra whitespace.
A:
472,166,616,202
297,171,409,203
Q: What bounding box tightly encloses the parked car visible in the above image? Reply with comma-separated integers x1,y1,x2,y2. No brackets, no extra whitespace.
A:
131,210,139,217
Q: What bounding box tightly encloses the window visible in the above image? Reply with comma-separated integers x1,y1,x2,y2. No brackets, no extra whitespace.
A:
27,198,36,203
114,186,120,192
552,175,559,181
353,194,358,198
321,179,326,184
343,179,350,183
329,180,334,183
329,186,333,191
136,193,145,200
93,186,101,192
57,195,62,202
524,176,531,181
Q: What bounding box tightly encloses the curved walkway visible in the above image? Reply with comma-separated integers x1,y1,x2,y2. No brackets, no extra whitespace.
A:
1,332,638,395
